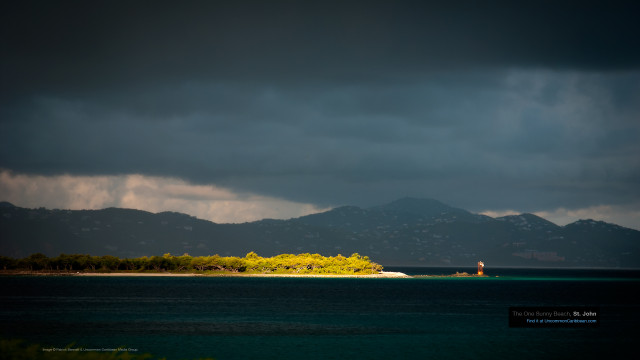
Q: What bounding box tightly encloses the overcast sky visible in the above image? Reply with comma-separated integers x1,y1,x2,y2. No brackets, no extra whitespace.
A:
1,0,639,228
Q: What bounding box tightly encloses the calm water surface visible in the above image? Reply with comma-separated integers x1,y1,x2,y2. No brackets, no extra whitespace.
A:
1,268,638,359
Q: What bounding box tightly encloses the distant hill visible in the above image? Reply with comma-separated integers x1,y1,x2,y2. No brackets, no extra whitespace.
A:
1,198,638,268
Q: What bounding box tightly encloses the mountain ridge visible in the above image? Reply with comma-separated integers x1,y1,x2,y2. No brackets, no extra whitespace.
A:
1,198,638,268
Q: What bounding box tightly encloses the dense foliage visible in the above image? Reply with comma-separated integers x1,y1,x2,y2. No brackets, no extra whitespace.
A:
0,252,383,275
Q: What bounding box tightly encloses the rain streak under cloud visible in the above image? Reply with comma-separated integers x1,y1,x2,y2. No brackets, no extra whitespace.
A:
1,0,639,229
0,171,327,224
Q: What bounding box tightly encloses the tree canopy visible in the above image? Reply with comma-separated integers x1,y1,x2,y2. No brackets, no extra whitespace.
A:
0,252,383,275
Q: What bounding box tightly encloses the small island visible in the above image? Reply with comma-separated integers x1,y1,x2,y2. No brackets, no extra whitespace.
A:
413,271,491,278
0,252,412,277
413,263,492,278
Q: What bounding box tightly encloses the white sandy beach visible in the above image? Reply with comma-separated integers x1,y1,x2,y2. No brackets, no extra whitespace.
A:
72,271,411,278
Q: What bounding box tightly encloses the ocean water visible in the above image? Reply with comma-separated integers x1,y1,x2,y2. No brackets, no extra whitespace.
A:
1,268,639,360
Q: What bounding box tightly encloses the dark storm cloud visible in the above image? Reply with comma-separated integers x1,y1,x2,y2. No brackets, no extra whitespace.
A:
3,0,639,94
1,0,639,215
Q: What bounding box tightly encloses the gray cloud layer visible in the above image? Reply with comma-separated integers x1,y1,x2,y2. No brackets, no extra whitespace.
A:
1,0,639,216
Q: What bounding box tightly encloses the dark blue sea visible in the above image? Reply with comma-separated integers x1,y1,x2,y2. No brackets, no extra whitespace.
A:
1,267,639,359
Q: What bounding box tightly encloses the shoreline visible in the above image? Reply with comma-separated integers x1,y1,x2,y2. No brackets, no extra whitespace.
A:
0,270,411,278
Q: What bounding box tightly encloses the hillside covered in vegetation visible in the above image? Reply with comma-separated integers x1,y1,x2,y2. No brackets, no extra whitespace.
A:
0,252,383,275
2,198,639,268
